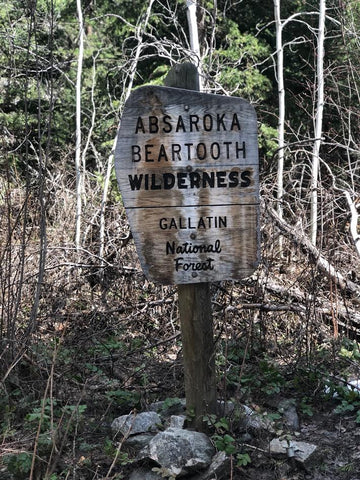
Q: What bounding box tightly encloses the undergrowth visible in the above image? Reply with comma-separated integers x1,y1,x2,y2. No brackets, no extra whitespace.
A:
1,308,360,479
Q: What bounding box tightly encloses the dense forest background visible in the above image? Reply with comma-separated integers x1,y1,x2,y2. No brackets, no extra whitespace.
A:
1,0,360,479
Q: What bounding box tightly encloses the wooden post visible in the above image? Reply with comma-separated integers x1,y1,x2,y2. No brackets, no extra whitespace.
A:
178,283,216,431
165,63,217,431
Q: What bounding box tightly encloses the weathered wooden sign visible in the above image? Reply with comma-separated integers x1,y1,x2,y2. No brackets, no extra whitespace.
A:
115,85,260,284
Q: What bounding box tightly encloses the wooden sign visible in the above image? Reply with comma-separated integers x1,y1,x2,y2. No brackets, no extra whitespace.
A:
115,85,260,284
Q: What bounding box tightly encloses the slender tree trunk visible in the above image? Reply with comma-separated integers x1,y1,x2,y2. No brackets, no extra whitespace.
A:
186,0,202,90
274,0,285,247
310,0,326,245
75,0,85,249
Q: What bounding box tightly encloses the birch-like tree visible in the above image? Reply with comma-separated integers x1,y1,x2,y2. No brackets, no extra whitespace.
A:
310,0,326,245
75,0,85,250
186,0,202,90
274,0,285,233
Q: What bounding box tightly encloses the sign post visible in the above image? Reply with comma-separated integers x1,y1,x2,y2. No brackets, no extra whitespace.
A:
115,63,260,430
166,65,217,431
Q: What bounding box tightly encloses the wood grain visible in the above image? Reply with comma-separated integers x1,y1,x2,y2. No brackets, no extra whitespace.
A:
115,84,260,284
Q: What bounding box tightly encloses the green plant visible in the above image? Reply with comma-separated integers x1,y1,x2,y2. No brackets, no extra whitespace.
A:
105,389,141,409
25,399,87,434
159,397,184,415
204,414,251,465
329,380,360,422
25,398,54,432
236,452,251,467
258,360,285,395
338,462,355,473
3,451,32,479
299,397,314,417
103,438,133,469
339,339,360,361
214,432,237,454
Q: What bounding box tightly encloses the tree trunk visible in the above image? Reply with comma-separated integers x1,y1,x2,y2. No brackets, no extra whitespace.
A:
310,0,326,245
274,0,285,249
75,0,85,249
186,0,203,91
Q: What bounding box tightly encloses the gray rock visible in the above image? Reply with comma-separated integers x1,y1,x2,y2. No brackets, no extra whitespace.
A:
124,433,155,451
216,400,235,416
215,401,274,433
139,427,215,477
129,468,161,480
270,438,317,464
130,451,231,480
237,404,274,432
111,411,161,437
149,398,186,417
169,415,186,429
278,399,300,431
196,451,231,480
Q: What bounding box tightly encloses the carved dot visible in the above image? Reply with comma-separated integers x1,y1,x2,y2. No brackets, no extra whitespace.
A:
192,272,198,278
184,105,190,111
190,233,196,240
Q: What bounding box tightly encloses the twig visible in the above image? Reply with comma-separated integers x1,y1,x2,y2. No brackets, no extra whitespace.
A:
104,411,137,479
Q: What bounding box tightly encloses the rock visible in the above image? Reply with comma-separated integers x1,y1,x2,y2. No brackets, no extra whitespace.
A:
216,400,235,416
195,451,231,480
348,378,360,391
215,401,274,434
278,399,300,431
270,438,317,465
169,415,186,429
129,468,161,480
111,411,161,437
123,433,155,452
237,404,274,433
149,398,186,417
139,427,215,477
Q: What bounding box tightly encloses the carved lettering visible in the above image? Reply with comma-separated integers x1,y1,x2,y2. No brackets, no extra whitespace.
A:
128,171,252,191
175,257,215,272
159,216,227,230
133,113,243,134
166,239,222,254
131,141,247,162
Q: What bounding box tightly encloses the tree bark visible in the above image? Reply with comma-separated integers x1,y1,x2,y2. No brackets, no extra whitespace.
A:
274,0,285,233
75,0,85,249
186,0,203,91
310,0,326,245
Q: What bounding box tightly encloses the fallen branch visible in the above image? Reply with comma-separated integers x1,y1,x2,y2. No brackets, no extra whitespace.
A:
225,296,360,336
267,207,359,297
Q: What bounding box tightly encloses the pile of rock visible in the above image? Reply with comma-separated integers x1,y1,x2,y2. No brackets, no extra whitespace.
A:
110,398,318,479
111,400,230,479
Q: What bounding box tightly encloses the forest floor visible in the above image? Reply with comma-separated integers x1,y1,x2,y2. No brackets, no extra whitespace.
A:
3,276,360,480
1,208,360,480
